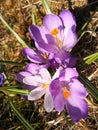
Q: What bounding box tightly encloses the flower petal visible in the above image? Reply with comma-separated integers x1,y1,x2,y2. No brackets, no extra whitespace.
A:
54,91,65,112
0,73,4,86
21,85,35,100
68,56,77,67
69,79,87,98
44,91,54,112
16,71,32,82
25,63,39,75
29,25,46,43
43,14,62,32
50,79,65,112
59,10,76,30
63,28,77,51
54,51,71,66
52,67,63,80
23,75,44,86
60,68,79,82
22,48,43,63
66,98,88,123
39,68,51,82
29,25,56,53
28,87,46,100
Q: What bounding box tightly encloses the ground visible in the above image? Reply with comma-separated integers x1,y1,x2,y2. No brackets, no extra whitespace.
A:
0,0,98,130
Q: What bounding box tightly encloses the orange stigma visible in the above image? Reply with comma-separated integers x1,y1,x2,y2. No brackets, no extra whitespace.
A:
50,28,59,36
63,90,70,99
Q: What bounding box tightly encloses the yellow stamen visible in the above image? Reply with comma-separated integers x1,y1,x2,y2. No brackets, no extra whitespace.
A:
41,53,48,60
50,28,59,36
41,83,50,88
63,90,70,99
55,37,62,48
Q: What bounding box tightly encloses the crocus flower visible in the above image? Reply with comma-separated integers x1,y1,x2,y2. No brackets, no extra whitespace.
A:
21,67,62,112
0,73,4,86
17,63,43,83
23,47,75,69
50,68,88,123
16,63,42,99
28,10,77,66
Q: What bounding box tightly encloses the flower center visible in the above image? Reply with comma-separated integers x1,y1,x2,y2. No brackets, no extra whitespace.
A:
50,28,59,35
41,83,50,88
63,87,70,99
41,53,49,60
63,90,70,99
50,28,62,48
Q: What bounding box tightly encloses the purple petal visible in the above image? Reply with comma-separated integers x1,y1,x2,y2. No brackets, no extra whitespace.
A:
63,28,77,51
59,10,76,30
43,14,62,32
23,85,35,90
54,51,71,66
0,73,4,86
29,25,46,43
29,25,56,53
25,63,40,75
16,71,32,82
66,98,88,123
69,79,87,98
60,68,79,82
54,91,65,112
68,56,77,67
22,48,43,63
50,79,65,112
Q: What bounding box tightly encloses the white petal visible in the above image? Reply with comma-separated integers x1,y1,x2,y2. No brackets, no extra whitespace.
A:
52,67,63,80
44,91,54,112
28,87,46,100
39,68,51,81
23,75,44,86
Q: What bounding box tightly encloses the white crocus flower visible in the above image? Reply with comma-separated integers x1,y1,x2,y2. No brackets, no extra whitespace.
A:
23,68,62,112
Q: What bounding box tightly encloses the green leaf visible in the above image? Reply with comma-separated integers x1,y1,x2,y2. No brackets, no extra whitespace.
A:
84,52,98,64
32,6,36,25
79,72,98,101
41,0,51,14
0,60,25,66
0,15,29,48
9,98,35,130
6,88,29,95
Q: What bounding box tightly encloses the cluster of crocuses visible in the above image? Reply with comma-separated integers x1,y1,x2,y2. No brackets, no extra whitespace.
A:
17,10,88,123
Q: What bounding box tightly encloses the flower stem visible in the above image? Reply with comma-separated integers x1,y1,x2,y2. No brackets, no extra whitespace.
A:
41,0,51,14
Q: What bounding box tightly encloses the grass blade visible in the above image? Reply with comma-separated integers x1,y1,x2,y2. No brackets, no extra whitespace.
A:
79,72,98,101
41,0,51,14
84,52,98,64
0,15,29,48
9,98,35,130
6,88,29,95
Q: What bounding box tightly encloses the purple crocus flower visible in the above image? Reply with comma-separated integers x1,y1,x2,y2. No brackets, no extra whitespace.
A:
0,73,4,86
18,67,62,112
23,47,76,69
23,10,77,68
50,68,88,123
